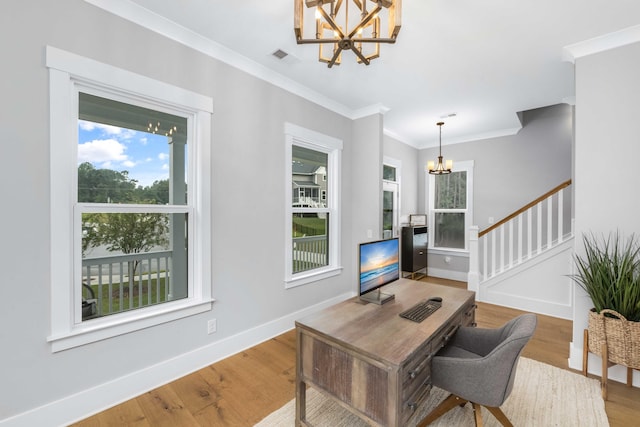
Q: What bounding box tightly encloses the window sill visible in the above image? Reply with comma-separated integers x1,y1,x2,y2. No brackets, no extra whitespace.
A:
428,248,470,257
285,266,343,289
48,298,214,353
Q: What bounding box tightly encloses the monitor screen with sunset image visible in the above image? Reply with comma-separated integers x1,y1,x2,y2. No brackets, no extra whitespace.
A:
358,238,399,304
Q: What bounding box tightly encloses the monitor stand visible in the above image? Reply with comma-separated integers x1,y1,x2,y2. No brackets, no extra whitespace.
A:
360,289,395,305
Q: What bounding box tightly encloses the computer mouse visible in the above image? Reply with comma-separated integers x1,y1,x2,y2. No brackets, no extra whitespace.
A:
428,296,443,302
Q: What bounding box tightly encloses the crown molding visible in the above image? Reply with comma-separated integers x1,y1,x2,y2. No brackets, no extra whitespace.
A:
351,103,390,120
563,24,640,63
417,126,523,150
383,128,418,148
83,0,368,119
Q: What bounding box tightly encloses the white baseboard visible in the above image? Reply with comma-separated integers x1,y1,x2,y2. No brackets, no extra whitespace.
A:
0,292,354,427
427,267,468,283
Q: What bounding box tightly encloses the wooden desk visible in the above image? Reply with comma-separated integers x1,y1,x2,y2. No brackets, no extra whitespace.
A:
295,279,476,426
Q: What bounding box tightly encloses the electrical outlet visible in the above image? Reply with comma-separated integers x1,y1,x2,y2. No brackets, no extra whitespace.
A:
207,319,217,334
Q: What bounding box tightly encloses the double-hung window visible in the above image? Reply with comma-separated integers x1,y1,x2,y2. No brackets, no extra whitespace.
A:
428,161,474,251
285,123,342,287
47,47,213,351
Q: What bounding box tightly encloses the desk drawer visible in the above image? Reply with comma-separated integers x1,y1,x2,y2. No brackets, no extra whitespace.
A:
402,380,432,425
463,303,477,326
431,320,461,355
430,302,477,353
401,348,432,402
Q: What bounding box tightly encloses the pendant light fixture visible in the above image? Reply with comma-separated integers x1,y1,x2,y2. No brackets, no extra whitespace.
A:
294,0,402,68
428,121,452,175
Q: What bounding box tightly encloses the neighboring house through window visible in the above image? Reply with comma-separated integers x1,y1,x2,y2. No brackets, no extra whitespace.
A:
285,123,342,287
47,47,213,352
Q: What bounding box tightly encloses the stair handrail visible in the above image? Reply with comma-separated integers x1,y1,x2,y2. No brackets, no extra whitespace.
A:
468,178,573,296
478,179,572,238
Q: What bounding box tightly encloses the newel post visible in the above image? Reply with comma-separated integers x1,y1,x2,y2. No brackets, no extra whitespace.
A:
468,225,480,297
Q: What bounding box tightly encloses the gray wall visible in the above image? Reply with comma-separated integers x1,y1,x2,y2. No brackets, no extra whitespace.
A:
350,114,385,284
417,104,573,277
419,104,573,227
572,41,640,356
0,0,379,420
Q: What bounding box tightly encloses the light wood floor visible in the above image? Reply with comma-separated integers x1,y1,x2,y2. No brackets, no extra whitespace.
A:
74,277,640,426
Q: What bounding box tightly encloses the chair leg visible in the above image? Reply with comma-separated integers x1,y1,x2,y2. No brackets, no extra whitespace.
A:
417,393,469,427
485,406,514,427
472,403,484,427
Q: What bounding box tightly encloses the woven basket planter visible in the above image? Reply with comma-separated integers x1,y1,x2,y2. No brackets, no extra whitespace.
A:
587,308,640,370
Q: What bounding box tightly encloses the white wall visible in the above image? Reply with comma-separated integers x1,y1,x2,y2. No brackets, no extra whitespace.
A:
0,0,384,423
570,40,640,386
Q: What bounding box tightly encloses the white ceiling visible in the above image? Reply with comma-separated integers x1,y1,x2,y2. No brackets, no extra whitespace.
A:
91,0,640,148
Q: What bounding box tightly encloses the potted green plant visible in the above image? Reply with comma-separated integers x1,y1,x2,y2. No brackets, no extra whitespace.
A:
572,231,640,396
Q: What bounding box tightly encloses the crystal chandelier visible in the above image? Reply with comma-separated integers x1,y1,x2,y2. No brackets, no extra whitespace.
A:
294,0,402,68
428,122,453,175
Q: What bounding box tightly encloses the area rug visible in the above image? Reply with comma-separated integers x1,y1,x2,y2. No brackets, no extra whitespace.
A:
255,358,609,426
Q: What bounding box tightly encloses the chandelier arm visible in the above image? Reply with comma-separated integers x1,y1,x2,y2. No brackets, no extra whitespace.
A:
350,45,371,65
352,37,397,43
327,46,344,68
348,6,382,39
298,37,395,44
297,39,349,44
316,7,345,38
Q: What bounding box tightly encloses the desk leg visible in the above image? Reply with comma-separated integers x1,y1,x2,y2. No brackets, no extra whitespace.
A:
296,379,306,426
295,327,307,426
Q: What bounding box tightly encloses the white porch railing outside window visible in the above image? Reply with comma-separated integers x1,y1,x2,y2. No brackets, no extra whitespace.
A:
292,235,327,274
82,250,173,319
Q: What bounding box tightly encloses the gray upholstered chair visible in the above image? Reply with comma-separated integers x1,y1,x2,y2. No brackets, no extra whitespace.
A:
418,313,537,427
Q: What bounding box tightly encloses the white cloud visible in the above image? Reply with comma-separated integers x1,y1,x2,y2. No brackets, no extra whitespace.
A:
133,171,170,188
158,152,169,161
78,121,97,131
78,120,136,139
122,160,136,168
161,164,169,170
78,139,128,165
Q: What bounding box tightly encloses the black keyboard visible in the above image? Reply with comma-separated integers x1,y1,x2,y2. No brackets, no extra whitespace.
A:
399,300,442,323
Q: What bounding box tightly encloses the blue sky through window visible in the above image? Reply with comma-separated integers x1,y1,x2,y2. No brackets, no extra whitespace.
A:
78,120,170,188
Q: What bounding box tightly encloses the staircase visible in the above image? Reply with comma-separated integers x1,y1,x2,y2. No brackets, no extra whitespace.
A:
468,180,575,319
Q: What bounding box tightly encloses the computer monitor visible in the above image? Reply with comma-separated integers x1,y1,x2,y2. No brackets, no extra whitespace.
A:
358,238,399,304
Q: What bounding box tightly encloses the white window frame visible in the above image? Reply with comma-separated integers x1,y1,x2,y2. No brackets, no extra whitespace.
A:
382,158,400,183
427,160,474,252
383,156,402,239
46,46,213,352
284,123,342,288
